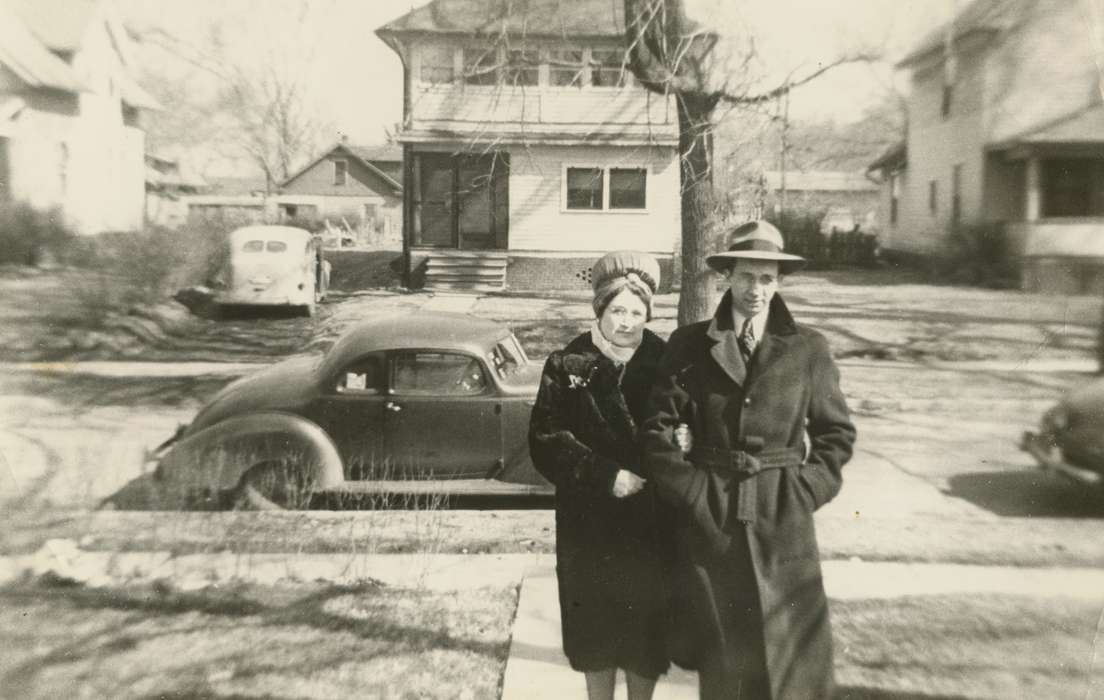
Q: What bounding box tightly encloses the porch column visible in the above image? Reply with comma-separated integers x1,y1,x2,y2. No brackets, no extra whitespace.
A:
1025,156,1041,221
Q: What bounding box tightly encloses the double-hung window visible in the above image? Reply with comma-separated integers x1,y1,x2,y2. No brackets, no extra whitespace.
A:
463,47,499,85
590,48,628,87
548,48,586,87
505,48,539,86
564,166,647,211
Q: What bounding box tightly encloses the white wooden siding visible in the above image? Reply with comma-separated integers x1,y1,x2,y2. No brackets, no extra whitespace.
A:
506,144,680,253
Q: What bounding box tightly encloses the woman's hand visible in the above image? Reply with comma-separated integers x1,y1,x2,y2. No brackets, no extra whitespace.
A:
611,469,646,498
675,423,693,454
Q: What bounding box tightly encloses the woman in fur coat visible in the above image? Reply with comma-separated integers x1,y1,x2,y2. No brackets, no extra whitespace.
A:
528,250,672,700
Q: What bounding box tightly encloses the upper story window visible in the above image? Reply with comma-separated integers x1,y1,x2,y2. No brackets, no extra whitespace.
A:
928,180,938,215
951,164,963,223
941,84,953,119
590,48,628,87
889,174,900,224
505,48,539,86
334,159,348,186
548,48,586,87
421,44,455,84
464,47,499,85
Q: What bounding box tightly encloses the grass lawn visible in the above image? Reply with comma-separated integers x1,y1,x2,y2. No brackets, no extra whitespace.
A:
0,578,517,700
834,594,1102,699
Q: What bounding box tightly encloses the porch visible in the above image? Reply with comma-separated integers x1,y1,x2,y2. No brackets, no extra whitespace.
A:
994,129,1104,294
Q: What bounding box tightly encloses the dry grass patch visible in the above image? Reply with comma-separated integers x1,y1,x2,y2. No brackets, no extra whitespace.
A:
834,593,1102,699
0,577,516,699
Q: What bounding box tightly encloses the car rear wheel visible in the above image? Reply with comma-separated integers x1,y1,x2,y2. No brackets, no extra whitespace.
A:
234,460,315,510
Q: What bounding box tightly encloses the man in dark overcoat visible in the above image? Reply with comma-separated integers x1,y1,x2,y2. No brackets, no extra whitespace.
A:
640,220,856,699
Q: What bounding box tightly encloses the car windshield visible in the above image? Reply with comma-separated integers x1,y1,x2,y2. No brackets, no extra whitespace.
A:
242,240,264,253
266,240,288,253
489,335,528,379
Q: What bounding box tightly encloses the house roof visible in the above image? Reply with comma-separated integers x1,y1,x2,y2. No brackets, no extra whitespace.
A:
347,143,403,163
995,101,1104,147
377,0,626,38
897,0,1021,67
204,175,270,196
5,0,102,52
280,142,403,192
762,170,878,193
0,2,86,92
866,142,907,173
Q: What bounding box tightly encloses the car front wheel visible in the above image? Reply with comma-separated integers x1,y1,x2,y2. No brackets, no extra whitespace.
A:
234,460,315,510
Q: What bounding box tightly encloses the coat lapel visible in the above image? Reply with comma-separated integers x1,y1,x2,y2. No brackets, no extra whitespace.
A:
745,294,799,387
707,317,748,386
703,291,800,389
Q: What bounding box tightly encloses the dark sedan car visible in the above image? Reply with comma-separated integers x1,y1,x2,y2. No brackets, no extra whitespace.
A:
1021,375,1104,490
152,312,551,508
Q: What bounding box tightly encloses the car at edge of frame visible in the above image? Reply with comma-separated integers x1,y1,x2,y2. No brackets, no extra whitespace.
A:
1021,375,1104,492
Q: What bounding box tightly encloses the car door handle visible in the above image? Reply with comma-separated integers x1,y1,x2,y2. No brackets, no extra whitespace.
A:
385,401,402,412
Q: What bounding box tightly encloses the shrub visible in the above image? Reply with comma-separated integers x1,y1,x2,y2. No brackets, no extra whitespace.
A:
944,222,1018,289
0,203,75,265
75,224,230,305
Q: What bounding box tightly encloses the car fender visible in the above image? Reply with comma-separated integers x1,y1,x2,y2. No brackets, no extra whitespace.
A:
155,412,345,497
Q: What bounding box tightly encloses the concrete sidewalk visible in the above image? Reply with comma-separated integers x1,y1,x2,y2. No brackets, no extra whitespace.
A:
501,559,1104,700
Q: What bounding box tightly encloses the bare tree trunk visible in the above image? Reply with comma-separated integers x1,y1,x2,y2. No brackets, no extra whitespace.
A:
676,94,719,325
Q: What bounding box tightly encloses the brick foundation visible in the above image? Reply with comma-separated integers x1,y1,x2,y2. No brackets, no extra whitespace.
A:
505,255,675,293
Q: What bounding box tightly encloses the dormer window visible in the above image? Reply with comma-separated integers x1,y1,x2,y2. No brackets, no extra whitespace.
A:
464,47,499,85
421,44,455,84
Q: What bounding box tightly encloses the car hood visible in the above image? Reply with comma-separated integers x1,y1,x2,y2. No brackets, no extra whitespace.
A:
186,355,321,434
498,361,542,396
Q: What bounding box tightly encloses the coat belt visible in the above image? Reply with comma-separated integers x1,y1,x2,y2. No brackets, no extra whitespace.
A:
688,445,805,524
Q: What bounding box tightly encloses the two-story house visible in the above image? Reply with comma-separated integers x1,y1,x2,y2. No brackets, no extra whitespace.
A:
0,0,160,235
869,0,1104,294
376,0,680,290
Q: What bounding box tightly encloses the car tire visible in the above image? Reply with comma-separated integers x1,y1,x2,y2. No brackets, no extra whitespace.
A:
234,460,313,510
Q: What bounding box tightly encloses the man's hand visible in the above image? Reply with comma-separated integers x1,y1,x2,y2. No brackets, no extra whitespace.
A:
611,469,646,498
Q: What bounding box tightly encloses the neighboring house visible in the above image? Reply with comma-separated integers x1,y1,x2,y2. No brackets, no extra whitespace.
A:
278,141,403,249
761,170,880,232
376,0,680,291
183,175,270,226
145,152,204,228
868,0,1104,294
0,0,160,235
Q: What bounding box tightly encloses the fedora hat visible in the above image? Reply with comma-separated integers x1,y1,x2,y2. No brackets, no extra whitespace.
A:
706,220,806,275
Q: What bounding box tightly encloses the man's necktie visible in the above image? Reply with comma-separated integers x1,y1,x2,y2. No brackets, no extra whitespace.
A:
738,318,755,364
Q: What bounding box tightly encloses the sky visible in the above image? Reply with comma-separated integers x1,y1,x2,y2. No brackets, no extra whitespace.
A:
117,0,957,176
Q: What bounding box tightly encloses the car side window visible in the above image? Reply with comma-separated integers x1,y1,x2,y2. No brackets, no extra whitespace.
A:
336,354,383,394
392,352,487,396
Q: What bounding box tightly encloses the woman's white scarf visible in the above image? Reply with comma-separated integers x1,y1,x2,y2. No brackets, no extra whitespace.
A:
590,320,639,365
